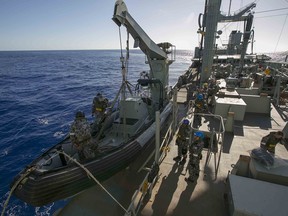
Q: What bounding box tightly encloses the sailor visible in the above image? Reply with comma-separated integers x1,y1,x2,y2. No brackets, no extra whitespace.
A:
260,131,283,154
202,82,208,92
207,79,219,106
193,93,206,126
91,93,109,135
195,93,206,111
173,119,190,165
185,131,204,183
92,93,109,118
70,111,95,160
185,83,196,104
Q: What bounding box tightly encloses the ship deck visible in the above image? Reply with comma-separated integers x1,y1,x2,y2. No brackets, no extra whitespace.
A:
55,88,288,216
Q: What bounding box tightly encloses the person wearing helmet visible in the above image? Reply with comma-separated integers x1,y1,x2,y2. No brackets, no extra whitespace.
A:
195,93,206,111
202,83,208,93
92,93,109,117
260,131,284,154
173,119,190,165
91,93,109,135
70,111,95,160
193,93,207,127
185,131,205,183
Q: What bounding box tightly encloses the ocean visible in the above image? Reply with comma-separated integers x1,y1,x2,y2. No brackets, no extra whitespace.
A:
0,49,192,215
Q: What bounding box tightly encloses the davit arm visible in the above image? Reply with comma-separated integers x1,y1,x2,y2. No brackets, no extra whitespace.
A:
112,0,168,61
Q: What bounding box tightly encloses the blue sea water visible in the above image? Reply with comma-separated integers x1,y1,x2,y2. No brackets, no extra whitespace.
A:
0,49,192,215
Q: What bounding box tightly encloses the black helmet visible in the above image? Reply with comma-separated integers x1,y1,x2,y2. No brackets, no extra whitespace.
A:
75,111,85,119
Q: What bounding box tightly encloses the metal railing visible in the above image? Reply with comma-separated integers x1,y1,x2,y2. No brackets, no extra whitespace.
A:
124,117,175,216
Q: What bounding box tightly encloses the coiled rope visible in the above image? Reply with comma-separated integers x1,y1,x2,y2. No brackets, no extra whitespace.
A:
56,151,129,215
1,166,36,216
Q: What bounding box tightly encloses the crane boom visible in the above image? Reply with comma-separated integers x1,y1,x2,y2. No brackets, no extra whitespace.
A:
112,0,175,111
112,0,167,60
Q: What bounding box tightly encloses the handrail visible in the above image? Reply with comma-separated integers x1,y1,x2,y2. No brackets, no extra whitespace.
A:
186,102,225,180
125,121,174,215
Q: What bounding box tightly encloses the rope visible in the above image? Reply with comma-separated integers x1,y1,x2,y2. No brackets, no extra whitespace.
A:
255,7,288,14
119,27,124,60
1,167,36,216
56,151,129,214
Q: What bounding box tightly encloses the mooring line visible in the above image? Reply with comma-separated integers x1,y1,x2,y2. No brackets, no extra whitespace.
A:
1,167,36,216
56,151,129,214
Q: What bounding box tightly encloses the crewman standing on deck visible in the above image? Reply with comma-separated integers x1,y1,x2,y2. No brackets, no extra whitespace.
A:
173,119,190,165
207,79,219,106
185,83,196,104
193,93,207,126
260,131,283,154
185,131,204,183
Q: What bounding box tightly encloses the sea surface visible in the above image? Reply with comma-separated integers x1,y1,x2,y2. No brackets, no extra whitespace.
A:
0,49,192,215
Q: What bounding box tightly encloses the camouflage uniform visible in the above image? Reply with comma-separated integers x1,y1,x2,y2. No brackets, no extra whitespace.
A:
194,99,205,113
186,138,204,182
91,93,108,135
174,121,190,163
92,94,108,118
260,131,283,154
207,81,219,106
185,83,196,103
193,94,206,126
70,113,94,160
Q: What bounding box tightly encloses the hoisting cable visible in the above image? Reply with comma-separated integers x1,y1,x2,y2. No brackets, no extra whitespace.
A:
255,7,288,14
56,151,129,214
125,29,129,75
274,14,288,52
119,27,124,68
1,166,36,216
124,30,133,96
118,26,128,140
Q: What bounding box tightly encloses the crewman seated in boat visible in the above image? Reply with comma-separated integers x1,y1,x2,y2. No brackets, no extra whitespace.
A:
91,93,109,135
173,119,190,165
185,131,205,183
70,111,96,160
260,131,284,154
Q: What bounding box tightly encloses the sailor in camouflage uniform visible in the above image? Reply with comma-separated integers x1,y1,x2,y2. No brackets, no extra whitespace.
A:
173,119,190,165
207,79,219,106
92,93,108,118
70,111,95,160
91,93,109,135
260,131,283,154
185,131,204,183
193,93,207,127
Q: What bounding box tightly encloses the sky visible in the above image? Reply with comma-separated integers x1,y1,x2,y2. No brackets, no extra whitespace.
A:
0,0,287,53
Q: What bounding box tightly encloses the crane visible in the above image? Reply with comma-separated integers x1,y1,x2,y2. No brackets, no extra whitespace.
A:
200,0,256,83
112,0,175,110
